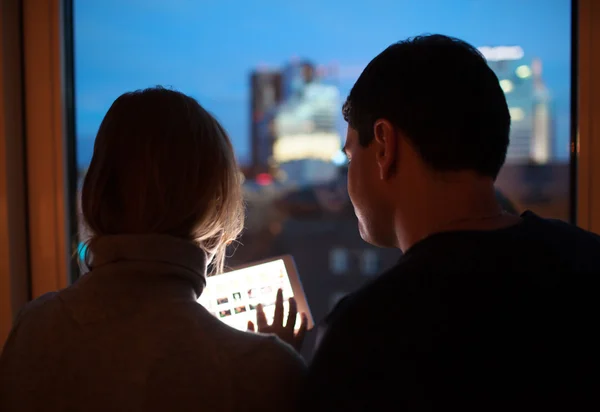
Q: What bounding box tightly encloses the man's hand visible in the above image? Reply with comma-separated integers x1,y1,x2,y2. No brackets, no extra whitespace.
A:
247,288,308,351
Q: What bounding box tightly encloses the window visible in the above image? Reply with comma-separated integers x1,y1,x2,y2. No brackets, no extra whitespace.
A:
72,0,573,358
361,250,379,276
329,248,349,275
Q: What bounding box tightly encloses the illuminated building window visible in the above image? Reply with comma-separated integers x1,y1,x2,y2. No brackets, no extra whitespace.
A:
329,248,348,275
361,249,379,276
516,65,532,79
272,132,341,163
509,107,525,122
499,79,514,93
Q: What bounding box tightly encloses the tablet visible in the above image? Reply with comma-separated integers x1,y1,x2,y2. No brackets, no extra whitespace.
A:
198,255,314,332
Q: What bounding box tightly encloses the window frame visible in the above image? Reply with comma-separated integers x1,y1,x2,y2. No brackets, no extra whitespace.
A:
575,0,600,233
3,0,79,311
1,0,598,331
0,0,30,347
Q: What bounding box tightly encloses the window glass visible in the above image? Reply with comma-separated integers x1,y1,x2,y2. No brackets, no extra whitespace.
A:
73,0,572,357
329,248,349,275
361,250,379,276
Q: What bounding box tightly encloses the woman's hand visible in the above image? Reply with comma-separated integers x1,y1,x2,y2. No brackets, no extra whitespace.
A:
247,288,308,352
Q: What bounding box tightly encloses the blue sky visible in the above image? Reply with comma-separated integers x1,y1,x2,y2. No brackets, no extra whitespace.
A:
74,0,571,168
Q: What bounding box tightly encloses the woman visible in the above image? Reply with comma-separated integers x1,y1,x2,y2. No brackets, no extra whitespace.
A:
0,87,306,411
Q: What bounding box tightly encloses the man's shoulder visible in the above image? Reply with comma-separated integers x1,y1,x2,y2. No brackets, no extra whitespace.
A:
520,211,600,268
320,262,410,334
524,210,600,241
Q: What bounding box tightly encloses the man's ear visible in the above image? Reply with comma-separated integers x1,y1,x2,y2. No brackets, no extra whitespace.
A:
373,119,397,180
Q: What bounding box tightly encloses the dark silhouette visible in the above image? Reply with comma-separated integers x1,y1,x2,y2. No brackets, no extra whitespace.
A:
302,35,599,411
0,87,306,412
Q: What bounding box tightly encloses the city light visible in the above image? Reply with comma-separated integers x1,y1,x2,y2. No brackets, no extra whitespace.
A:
273,133,341,163
331,150,347,166
532,104,551,164
509,107,525,121
516,64,532,79
478,45,524,61
499,79,514,93
256,173,273,186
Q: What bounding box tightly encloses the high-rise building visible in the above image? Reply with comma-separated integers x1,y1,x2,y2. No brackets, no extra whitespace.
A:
249,59,343,186
531,58,554,164
479,46,554,164
278,158,339,188
250,71,283,176
272,60,341,169
281,57,306,101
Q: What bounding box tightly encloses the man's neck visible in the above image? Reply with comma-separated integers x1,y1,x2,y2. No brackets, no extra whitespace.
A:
394,178,519,252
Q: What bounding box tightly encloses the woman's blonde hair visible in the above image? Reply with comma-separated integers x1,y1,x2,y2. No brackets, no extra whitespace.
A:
81,86,244,274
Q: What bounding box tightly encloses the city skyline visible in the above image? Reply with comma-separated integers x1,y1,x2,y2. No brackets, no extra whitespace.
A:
74,0,571,169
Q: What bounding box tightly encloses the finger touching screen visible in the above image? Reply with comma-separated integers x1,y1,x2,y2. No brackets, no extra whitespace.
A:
198,255,314,331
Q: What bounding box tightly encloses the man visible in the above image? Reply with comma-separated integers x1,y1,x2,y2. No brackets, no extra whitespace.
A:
300,35,599,410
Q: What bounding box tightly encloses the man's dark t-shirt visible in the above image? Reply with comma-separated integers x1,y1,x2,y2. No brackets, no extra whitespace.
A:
303,211,599,411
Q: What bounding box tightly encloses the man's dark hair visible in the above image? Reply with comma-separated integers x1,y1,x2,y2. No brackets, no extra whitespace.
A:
342,34,510,179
